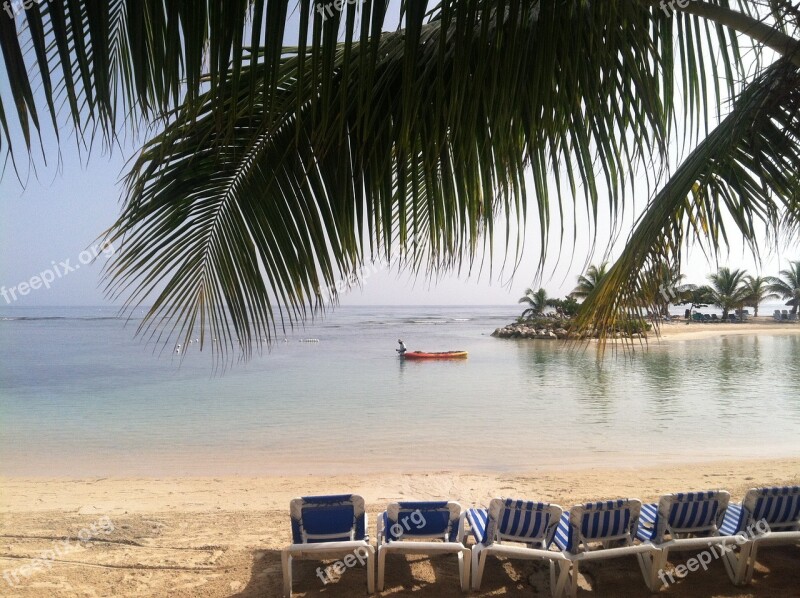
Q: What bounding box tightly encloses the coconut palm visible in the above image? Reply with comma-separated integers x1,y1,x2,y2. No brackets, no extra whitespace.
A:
1,2,800,356
706,268,749,320
518,288,550,319
742,275,779,317
767,260,800,315
571,264,609,301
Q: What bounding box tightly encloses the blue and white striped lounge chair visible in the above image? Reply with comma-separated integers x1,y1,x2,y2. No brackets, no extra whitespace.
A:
281,494,374,597
466,498,569,596
376,501,470,591
635,490,740,591
719,485,800,584
553,498,656,597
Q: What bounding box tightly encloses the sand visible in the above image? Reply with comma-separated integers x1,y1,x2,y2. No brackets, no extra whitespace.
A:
2,458,799,597
651,317,800,342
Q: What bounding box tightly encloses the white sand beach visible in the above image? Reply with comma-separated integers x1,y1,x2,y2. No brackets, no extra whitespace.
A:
653,318,800,342
2,458,799,597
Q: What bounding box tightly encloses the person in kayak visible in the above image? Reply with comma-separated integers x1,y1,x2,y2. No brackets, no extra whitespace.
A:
396,339,407,355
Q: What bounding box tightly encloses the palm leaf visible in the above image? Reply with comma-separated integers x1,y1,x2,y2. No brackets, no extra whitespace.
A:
573,60,800,345
102,1,698,359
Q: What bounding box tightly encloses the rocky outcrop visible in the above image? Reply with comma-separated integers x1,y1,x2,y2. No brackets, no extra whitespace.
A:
491,322,564,340
491,321,647,340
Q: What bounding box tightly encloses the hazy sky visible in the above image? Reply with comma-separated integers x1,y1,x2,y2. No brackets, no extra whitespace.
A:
1,133,792,308
1,6,797,308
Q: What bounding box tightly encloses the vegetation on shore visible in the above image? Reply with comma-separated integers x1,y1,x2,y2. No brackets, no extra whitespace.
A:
497,259,800,340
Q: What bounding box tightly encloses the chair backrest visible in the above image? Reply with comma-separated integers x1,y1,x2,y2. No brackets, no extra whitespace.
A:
645,491,729,543
562,499,641,553
290,494,367,544
740,486,800,532
385,501,460,542
482,498,562,547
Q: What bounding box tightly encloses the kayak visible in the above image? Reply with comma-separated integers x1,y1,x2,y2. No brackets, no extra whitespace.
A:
402,350,468,360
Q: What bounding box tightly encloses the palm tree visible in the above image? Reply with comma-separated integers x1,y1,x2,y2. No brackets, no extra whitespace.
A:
2,2,800,355
767,260,800,316
706,268,749,320
518,288,550,319
571,264,609,301
742,275,779,317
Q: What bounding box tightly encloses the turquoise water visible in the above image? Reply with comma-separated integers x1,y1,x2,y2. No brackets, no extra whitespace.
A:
1,305,799,476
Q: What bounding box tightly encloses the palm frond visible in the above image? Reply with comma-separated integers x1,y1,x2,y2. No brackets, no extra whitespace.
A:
573,60,800,344
103,1,703,359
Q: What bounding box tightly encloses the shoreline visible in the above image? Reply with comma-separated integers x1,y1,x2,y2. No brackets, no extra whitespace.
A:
652,320,800,342
3,457,800,513
2,459,799,596
493,317,800,343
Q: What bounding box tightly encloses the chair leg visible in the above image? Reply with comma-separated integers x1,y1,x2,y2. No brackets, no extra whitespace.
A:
568,561,579,597
552,560,571,598
458,547,471,592
637,547,666,592
744,543,759,584
721,542,750,586
281,551,292,598
374,545,384,592
471,545,485,590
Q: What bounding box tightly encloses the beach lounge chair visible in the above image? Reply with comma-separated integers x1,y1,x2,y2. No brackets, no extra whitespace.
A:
719,486,800,584
466,498,569,595
553,498,656,597
774,310,782,321
376,501,469,591
636,490,741,591
282,494,374,597
790,313,798,322
782,310,789,320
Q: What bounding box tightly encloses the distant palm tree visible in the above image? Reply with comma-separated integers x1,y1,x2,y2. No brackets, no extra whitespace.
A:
767,260,800,315
743,275,779,317
571,264,609,301
518,288,550,319
706,268,749,320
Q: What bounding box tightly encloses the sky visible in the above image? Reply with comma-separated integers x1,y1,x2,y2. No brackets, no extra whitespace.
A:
1,133,792,308
0,4,797,309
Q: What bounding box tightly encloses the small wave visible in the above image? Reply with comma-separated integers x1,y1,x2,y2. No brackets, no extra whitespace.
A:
453,318,471,322
0,316,129,322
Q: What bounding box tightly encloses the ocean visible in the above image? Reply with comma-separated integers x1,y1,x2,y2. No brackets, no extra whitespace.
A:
1,305,798,476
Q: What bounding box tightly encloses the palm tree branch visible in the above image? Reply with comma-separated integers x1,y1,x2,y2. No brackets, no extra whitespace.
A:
573,59,800,343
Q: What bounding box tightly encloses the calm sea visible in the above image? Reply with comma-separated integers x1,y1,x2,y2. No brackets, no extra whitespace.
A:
1,305,798,476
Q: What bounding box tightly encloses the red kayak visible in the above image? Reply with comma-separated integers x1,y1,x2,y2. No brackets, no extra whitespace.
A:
402,350,468,360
